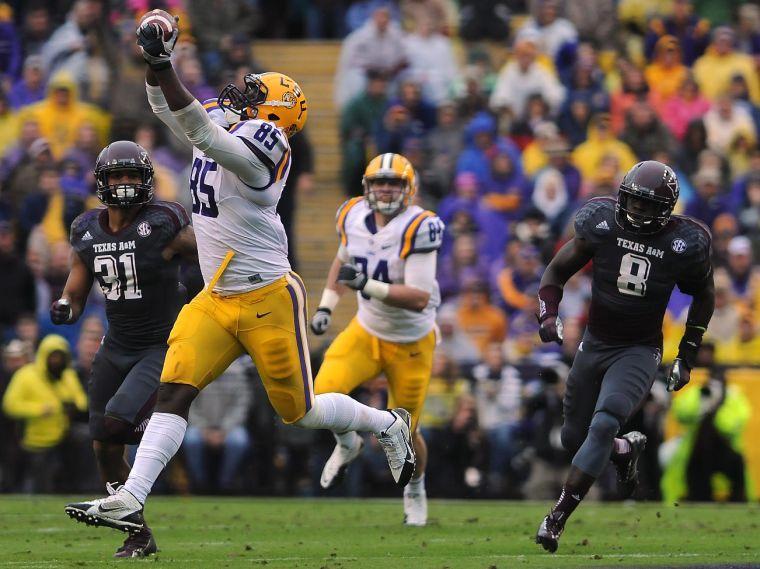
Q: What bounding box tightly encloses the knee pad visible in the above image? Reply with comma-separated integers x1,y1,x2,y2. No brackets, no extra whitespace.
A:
587,411,620,443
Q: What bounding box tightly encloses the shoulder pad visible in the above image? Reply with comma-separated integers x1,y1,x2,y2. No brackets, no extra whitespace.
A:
400,211,443,259
574,197,615,243
147,201,191,235
69,208,101,245
335,197,364,246
231,119,291,188
671,215,712,260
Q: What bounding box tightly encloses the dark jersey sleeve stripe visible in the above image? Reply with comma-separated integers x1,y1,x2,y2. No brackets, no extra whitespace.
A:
237,136,276,191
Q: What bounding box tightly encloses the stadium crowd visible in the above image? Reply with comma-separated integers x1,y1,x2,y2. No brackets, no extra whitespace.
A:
0,0,757,504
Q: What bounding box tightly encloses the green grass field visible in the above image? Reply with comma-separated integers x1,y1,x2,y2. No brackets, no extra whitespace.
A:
1,497,759,568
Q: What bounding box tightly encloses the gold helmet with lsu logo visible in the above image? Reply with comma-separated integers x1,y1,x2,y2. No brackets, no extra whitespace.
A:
362,153,417,216
218,72,308,136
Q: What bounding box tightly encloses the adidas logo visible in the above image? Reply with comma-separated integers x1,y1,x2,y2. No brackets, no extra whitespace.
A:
82,231,93,241
595,220,610,230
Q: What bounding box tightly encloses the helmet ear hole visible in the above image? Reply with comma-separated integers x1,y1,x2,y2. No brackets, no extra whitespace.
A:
267,113,280,121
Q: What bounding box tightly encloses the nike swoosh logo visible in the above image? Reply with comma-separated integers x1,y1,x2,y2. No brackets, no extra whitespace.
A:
381,244,393,250
98,503,123,512
256,312,271,318
410,352,421,357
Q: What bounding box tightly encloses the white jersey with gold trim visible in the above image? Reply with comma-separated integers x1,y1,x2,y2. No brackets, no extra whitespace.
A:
336,197,444,342
189,117,292,294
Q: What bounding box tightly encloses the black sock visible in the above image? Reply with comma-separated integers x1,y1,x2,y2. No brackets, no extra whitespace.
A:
551,466,595,525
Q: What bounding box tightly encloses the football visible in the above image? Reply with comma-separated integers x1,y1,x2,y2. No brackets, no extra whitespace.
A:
139,9,176,37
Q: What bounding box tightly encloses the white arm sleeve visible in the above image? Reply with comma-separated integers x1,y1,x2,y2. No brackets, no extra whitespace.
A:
146,84,191,146
404,251,437,294
171,100,280,206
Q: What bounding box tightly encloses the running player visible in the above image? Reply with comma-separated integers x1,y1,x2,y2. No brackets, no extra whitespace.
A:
311,153,444,526
56,140,196,557
65,13,415,538
534,161,714,552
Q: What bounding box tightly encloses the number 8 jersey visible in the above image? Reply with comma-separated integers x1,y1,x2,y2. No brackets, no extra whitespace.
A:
574,196,712,347
337,197,444,342
189,115,292,293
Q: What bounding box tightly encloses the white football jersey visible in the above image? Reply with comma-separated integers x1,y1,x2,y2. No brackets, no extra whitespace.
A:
190,118,292,294
337,198,444,342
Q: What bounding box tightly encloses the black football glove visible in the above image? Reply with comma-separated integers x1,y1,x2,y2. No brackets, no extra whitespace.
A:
136,16,179,69
337,263,368,291
310,307,332,335
667,357,690,392
537,314,563,345
50,299,73,325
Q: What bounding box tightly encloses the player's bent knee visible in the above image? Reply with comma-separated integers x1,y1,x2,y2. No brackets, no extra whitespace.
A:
597,392,633,424
587,411,620,442
91,415,140,445
155,382,199,415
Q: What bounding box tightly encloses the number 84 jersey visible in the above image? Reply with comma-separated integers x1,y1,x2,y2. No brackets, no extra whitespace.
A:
337,198,444,343
574,197,712,347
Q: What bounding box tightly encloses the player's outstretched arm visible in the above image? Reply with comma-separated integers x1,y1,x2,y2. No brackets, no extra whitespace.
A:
51,251,93,325
310,254,350,335
537,236,595,344
145,67,191,146
338,251,435,313
162,225,198,262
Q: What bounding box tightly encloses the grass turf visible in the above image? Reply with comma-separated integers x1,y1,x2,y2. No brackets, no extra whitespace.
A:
0,496,759,568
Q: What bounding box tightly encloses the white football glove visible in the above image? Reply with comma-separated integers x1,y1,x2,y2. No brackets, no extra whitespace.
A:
337,263,368,291
310,308,332,335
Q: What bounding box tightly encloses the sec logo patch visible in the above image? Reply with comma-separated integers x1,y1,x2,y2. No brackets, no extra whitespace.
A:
671,238,686,253
137,221,152,237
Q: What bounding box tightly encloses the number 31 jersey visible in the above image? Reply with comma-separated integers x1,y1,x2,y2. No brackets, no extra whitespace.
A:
189,117,292,294
337,198,444,343
70,201,190,349
574,197,712,347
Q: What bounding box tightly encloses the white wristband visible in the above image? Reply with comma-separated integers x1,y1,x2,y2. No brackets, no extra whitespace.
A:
319,288,341,311
363,279,390,300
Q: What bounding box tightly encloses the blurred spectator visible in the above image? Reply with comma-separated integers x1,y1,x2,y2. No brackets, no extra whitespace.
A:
419,352,471,433
400,0,456,36
645,0,710,65
0,2,21,80
715,313,760,365
683,168,731,227
494,244,543,316
437,229,491,299
423,101,465,199
17,72,109,159
2,334,87,493
345,0,401,34
571,113,637,181
724,236,760,304
738,173,760,244
73,319,102,384
609,63,648,133
388,79,437,134
518,0,578,61
39,0,115,105
457,0,511,42
657,75,711,141
19,164,86,247
177,57,216,103
3,134,53,210
620,100,677,160
19,5,52,56
185,1,255,71
0,92,17,159
436,305,481,369
183,357,253,493
0,220,35,338
403,18,458,104
451,278,507,356
482,146,526,219
661,375,752,503
677,119,708,175
703,95,757,156
0,339,32,491
278,128,314,270
645,36,688,101
530,167,574,235
564,0,615,48
736,3,760,57
456,112,522,183
334,6,407,108
13,314,39,351
693,26,760,105
472,343,524,495
710,213,740,268
7,55,45,110
340,69,388,195
489,37,566,121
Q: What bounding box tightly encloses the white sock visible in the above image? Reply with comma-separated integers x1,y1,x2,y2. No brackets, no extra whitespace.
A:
334,430,359,448
405,473,426,494
296,393,394,435
124,412,187,504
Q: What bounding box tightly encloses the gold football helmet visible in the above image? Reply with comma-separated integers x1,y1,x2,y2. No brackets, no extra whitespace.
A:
218,72,308,136
362,153,417,216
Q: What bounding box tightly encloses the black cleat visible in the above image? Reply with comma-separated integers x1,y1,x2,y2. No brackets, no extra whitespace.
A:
615,431,647,499
535,512,564,553
114,527,158,558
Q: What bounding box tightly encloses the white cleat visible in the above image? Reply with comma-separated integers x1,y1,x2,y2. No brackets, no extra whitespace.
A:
403,486,428,526
65,483,145,534
320,432,364,489
376,408,416,487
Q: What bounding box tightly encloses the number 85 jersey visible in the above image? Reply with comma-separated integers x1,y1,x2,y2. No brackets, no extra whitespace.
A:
337,198,444,343
575,197,712,347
